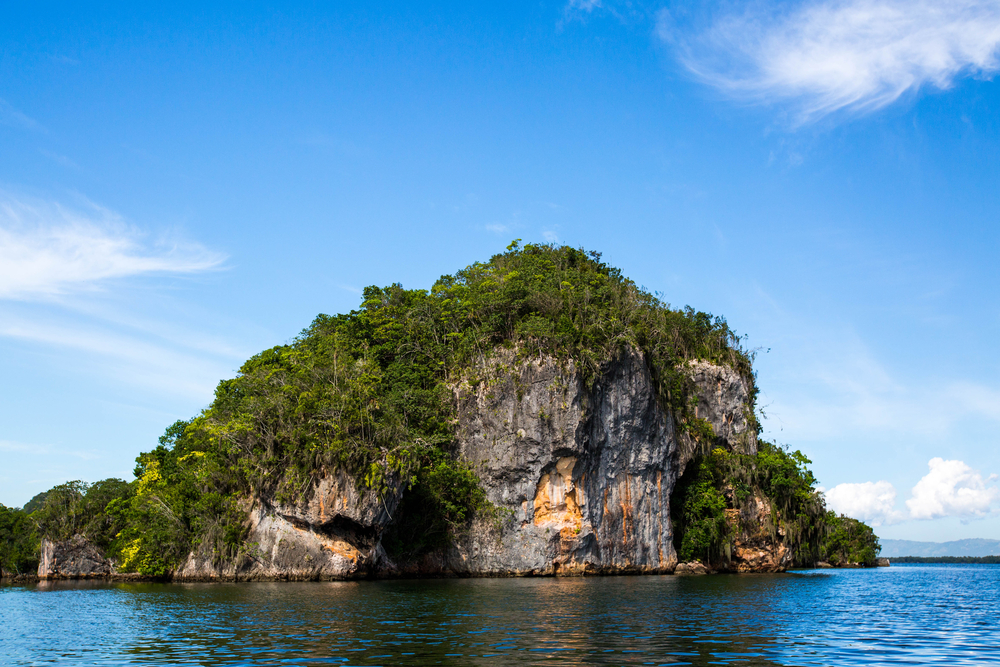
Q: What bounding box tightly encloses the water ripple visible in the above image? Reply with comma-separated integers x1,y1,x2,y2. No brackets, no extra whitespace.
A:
2,565,998,666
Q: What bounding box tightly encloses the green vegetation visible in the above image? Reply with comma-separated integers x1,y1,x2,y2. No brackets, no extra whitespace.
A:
31,479,132,552
1,479,132,577
0,505,38,576
820,514,881,566
671,444,881,568
671,456,728,563
891,556,1000,564
2,242,877,575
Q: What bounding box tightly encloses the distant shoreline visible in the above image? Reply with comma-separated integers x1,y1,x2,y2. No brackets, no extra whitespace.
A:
890,556,1000,564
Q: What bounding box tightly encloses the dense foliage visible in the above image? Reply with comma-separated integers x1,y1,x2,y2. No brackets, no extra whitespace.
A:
671,442,880,567
0,504,38,576
821,513,881,566
0,480,132,577
31,479,132,551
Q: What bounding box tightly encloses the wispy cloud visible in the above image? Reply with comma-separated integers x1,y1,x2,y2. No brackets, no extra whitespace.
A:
0,194,225,300
0,312,234,398
39,149,79,169
0,193,248,402
763,329,1000,440
0,99,42,131
0,440,39,453
566,0,603,13
659,0,1000,121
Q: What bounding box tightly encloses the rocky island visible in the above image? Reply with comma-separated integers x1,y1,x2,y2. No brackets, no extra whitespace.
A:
1,243,880,581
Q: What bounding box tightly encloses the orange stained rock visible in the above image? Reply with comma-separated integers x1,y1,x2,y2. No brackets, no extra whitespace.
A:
656,471,664,565
533,457,583,532
619,475,634,544
323,539,361,563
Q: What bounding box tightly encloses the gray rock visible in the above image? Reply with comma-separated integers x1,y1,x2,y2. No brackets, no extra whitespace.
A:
687,360,758,455
38,535,112,579
177,471,400,581
718,492,793,573
399,347,758,576
674,561,710,575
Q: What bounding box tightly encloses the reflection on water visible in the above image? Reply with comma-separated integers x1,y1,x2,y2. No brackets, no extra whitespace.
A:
3,565,999,666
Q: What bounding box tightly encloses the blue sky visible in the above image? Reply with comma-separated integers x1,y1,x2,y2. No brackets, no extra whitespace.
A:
2,1,999,542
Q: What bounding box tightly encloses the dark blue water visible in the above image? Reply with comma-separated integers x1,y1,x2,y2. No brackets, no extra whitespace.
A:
2,565,998,666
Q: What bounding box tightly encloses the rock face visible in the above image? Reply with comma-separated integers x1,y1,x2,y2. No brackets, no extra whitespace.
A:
686,360,758,455
38,535,112,579
719,493,792,573
178,471,399,581
391,348,759,576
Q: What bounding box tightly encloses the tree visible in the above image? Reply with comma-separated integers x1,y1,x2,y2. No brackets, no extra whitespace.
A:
0,505,38,576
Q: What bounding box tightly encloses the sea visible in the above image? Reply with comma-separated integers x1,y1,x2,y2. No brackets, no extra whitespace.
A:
2,564,997,666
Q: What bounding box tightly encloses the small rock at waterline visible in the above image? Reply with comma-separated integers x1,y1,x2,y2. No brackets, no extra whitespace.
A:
674,562,709,575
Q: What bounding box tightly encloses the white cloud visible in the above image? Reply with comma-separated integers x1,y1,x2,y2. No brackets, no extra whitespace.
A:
542,230,559,242
825,480,903,525
0,195,224,300
0,194,246,402
661,0,1000,121
907,457,1000,520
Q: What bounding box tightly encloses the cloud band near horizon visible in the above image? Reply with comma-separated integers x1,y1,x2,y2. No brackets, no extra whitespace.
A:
825,457,1000,525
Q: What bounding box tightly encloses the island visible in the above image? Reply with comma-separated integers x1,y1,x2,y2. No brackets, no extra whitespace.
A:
1,242,880,581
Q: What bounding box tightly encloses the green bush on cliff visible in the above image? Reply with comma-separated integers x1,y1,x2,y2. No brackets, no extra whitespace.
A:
672,442,840,566
672,457,728,563
105,419,247,575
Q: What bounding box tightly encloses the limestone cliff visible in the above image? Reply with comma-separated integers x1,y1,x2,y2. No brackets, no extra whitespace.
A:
174,348,772,581
720,493,793,573
389,348,757,576
35,350,790,582
177,470,399,580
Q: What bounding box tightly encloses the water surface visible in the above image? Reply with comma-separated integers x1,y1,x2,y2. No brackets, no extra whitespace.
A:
2,565,997,666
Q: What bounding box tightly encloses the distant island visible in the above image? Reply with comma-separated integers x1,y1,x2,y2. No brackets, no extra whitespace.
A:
891,556,1000,564
2,242,880,581
880,538,1000,558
